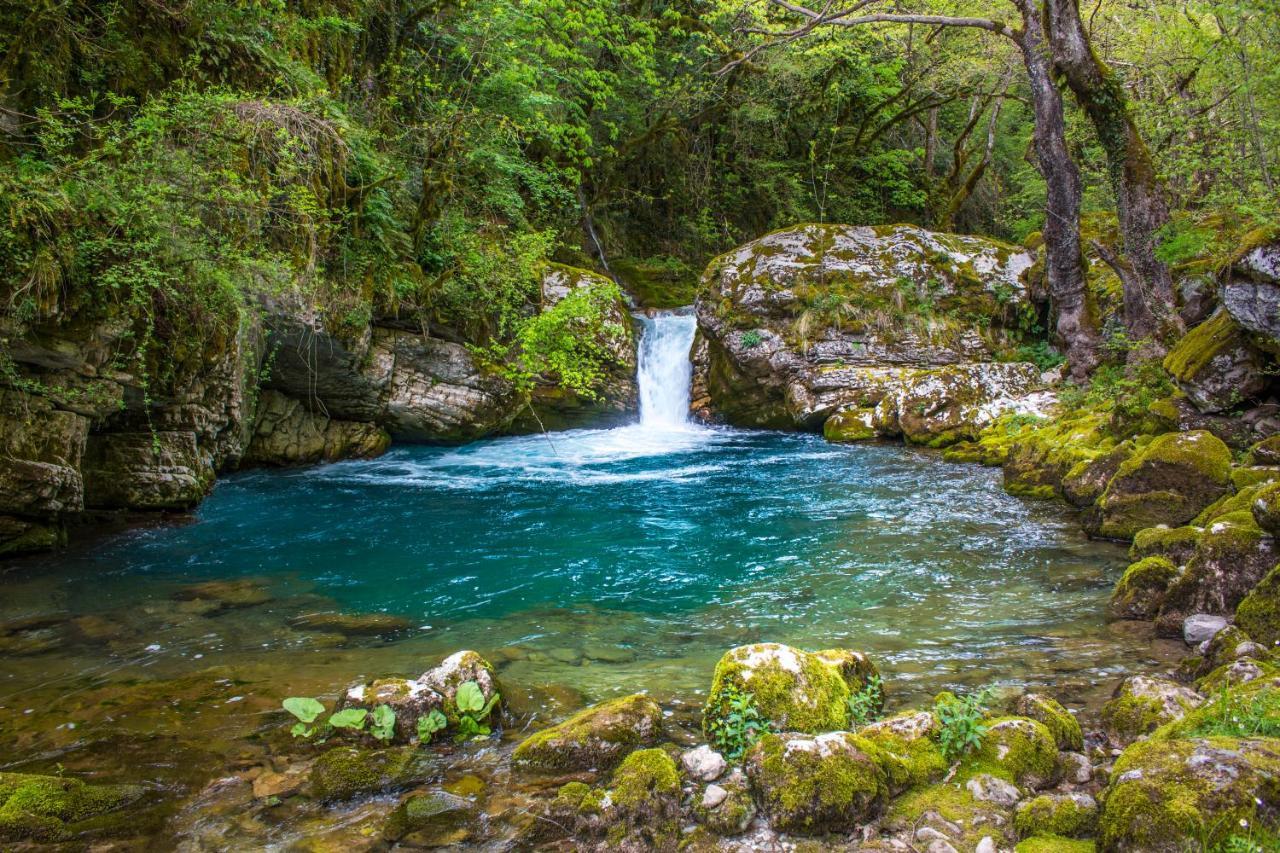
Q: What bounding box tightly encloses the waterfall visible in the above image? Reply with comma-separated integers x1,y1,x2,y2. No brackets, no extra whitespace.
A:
636,311,698,429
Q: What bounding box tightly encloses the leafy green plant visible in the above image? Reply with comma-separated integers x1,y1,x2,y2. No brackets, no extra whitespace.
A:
370,705,396,742
451,681,501,743
704,684,772,761
847,674,883,728
282,697,325,739
933,687,995,762
1186,687,1280,739
328,708,368,732
741,329,763,348
416,709,448,743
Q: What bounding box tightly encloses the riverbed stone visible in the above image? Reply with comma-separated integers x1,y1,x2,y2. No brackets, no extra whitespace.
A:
340,677,445,743
1098,736,1280,851
287,612,413,636
307,746,437,802
0,772,147,843
965,773,1020,807
1011,693,1082,752
744,731,888,835
1129,524,1203,564
704,643,874,734
382,790,476,844
1100,675,1203,746
1090,430,1232,539
694,767,757,837
680,745,727,782
418,650,500,713
512,694,663,772
1013,792,1097,840
971,716,1059,789
603,748,682,848
1253,482,1280,534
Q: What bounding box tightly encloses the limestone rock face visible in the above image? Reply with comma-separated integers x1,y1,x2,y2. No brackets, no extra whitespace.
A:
1098,737,1280,851
244,390,390,466
692,223,1045,440
745,731,888,835
1223,279,1280,348
0,389,88,519
82,431,216,510
1090,430,1232,539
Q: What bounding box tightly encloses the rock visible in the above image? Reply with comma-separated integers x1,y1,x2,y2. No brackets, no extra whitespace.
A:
973,717,1059,789
1236,563,1280,646
1156,510,1277,634
0,771,147,843
1098,737,1280,851
885,779,1015,850
680,745,727,782
1164,310,1267,413
964,773,1020,807
340,677,444,742
703,643,877,734
975,837,997,853
1129,524,1202,565
1182,613,1228,645
418,650,500,711
1100,675,1203,746
512,694,663,772
1013,792,1097,839
1109,556,1179,621
82,431,215,509
1250,435,1280,466
1012,693,1083,752
252,766,308,799
600,748,682,849
307,746,436,802
1090,430,1232,540
1224,277,1280,349
243,390,389,466
287,612,413,636
171,579,273,611
692,223,1040,432
1253,481,1280,534
857,711,948,792
745,731,888,835
0,390,88,526
824,406,877,442
1058,751,1093,785
700,784,727,809
1235,239,1280,285
382,790,476,844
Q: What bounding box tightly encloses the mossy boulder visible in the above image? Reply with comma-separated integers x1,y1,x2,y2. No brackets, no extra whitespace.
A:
512,694,663,772
856,712,948,792
1128,524,1202,565
1253,481,1280,535
603,748,682,850
968,716,1059,789
1108,556,1180,621
0,772,147,843
1163,310,1266,413
1249,435,1280,466
307,746,437,802
1091,430,1233,540
884,780,1014,850
1100,676,1203,746
1159,676,1280,739
823,407,877,442
1012,693,1083,752
1237,563,1280,647
1097,736,1280,851
704,643,877,734
1013,792,1097,839
1001,410,1119,501
744,731,888,835
1156,511,1278,635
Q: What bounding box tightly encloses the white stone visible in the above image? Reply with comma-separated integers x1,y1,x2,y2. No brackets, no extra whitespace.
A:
965,773,1021,807
975,838,997,853
682,745,728,782
1184,613,1229,645
701,784,728,809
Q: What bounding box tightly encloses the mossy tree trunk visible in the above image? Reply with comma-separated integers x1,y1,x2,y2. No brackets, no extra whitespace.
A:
1044,0,1183,347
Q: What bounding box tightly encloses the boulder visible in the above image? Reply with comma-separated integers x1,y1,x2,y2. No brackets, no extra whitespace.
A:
340,678,444,743
1090,430,1232,540
824,406,877,442
680,745,727,782
971,716,1059,789
885,779,1016,850
0,772,147,843
1011,693,1083,752
512,694,663,772
703,643,876,734
243,390,389,466
1013,792,1097,839
856,711,948,792
1100,676,1203,746
1163,311,1266,413
601,748,682,849
81,431,215,510
1236,563,1280,647
1253,482,1280,534
1098,737,1280,851
418,650,500,712
745,731,888,835
1108,556,1180,621
1156,511,1277,634
1235,238,1280,285
1183,613,1228,645
307,746,437,802
1128,525,1202,565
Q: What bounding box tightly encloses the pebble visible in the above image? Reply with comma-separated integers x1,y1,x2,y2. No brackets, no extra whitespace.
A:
681,745,727,782
701,784,728,809
975,838,997,853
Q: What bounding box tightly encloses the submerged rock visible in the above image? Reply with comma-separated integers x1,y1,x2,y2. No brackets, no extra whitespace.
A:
307,746,437,802
382,790,477,844
0,771,147,843
287,612,413,636
512,694,663,772
745,731,888,835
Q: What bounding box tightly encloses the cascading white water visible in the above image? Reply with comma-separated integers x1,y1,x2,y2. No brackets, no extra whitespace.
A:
636,311,698,428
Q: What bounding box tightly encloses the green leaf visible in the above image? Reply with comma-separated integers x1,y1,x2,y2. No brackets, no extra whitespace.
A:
455,681,486,714
373,704,395,730
417,709,448,742
328,708,368,730
283,697,325,724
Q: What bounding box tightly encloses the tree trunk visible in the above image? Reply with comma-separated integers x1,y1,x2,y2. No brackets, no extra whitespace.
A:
1044,0,1182,346
1013,0,1100,378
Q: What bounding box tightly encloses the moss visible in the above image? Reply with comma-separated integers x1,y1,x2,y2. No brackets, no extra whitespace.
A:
512,694,662,772
1237,564,1280,647
1253,482,1280,535
885,781,1006,849
969,716,1058,787
608,748,679,810
1015,835,1096,853
747,732,888,835
823,408,877,442
307,746,434,802
611,256,697,309
1109,556,1179,621
1100,693,1168,742
857,730,948,792
1013,694,1083,752
1249,435,1280,466
705,644,852,734
1163,310,1243,380
1194,482,1265,526
994,409,1120,500
1129,524,1202,562
1013,794,1097,838
1233,466,1280,490
0,772,146,843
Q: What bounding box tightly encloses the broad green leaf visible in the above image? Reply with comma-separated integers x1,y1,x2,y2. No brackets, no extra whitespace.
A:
417,709,448,741
283,697,325,724
329,708,368,730
373,704,396,730
455,681,486,714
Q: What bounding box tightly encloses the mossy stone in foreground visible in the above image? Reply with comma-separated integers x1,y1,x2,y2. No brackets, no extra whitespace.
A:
1237,563,1280,647
0,772,147,843
1098,736,1280,851
705,643,874,734
1128,524,1202,564
1157,510,1278,634
1253,481,1280,535
1013,792,1097,839
1012,693,1083,752
1108,556,1179,621
1100,675,1203,746
604,748,682,849
307,746,436,802
745,731,888,835
884,780,1012,849
1092,430,1232,540
512,694,663,772
968,716,1059,789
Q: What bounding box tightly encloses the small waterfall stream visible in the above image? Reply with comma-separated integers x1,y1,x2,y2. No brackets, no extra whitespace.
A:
636,311,697,429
